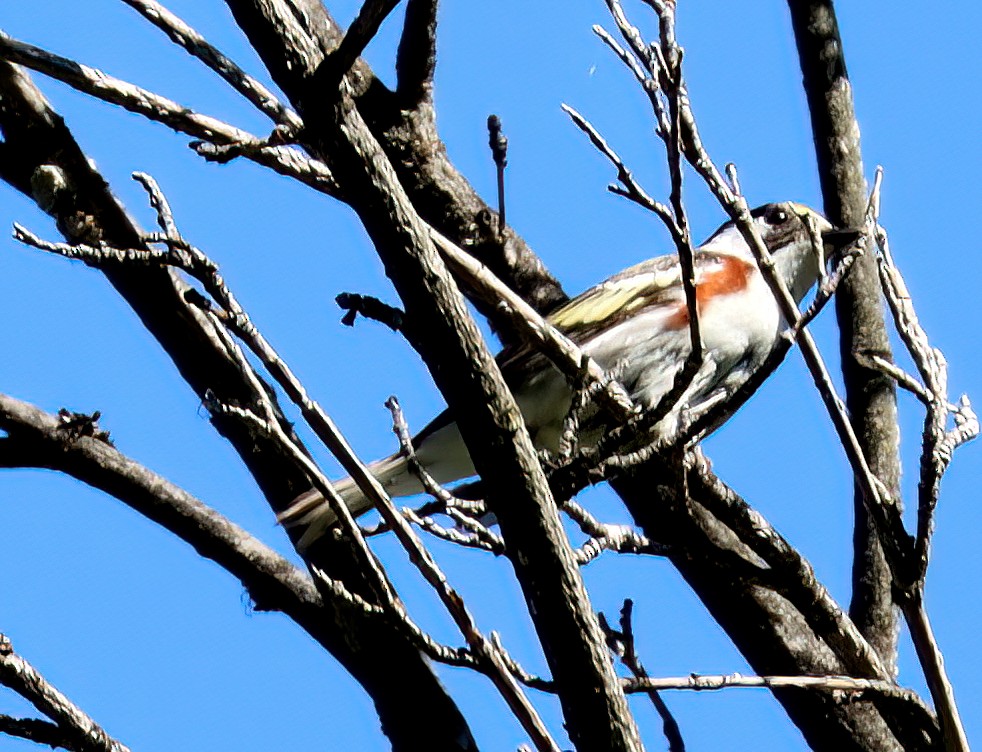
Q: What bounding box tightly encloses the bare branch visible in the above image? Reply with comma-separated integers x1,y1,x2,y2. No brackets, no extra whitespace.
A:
305,66,641,746
616,5,913,594
0,55,476,748
119,0,303,130
0,635,129,752
0,715,73,750
866,174,978,586
901,598,970,752
624,672,921,701
0,33,337,194
599,601,685,752
401,507,505,554
487,114,508,236
561,103,679,236
563,501,669,565
0,393,327,620
396,0,438,105
787,0,901,673
386,397,506,554
430,226,637,423
23,183,557,750
863,172,974,752
314,0,402,92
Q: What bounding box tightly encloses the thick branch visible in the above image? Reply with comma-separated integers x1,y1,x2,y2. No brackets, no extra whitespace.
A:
0,61,477,751
308,76,642,750
614,461,939,751
0,34,336,194
787,0,901,671
396,0,438,106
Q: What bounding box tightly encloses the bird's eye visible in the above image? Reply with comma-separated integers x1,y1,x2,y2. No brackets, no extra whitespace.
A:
766,207,788,225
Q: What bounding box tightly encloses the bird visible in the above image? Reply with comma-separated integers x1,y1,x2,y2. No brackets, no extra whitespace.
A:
281,202,849,548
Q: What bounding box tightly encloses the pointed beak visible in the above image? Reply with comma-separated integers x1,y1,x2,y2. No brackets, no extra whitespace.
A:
821,227,864,260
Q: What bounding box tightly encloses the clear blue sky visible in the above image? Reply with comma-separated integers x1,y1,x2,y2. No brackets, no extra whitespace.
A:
1,2,979,750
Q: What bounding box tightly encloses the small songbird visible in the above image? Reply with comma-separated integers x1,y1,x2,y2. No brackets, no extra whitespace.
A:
282,202,847,548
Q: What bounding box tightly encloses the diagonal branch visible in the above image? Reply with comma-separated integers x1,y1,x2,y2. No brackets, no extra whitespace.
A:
0,715,74,750
0,634,129,752
303,65,642,747
0,33,337,194
119,0,303,130
0,393,324,625
316,0,403,91
0,60,478,751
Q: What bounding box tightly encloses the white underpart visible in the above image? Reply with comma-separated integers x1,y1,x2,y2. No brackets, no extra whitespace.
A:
285,219,824,547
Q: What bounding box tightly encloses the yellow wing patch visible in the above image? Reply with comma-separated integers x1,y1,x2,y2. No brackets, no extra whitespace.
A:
548,265,680,332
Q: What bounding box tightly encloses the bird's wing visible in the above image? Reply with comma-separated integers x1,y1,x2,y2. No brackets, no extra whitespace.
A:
545,254,685,341
416,252,723,445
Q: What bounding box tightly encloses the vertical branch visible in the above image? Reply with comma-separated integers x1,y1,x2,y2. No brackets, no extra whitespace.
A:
787,0,901,672
487,114,508,236
396,0,438,106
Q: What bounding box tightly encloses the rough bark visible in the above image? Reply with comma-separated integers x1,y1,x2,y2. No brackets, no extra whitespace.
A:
0,59,477,752
307,80,642,751
614,463,936,752
787,0,902,671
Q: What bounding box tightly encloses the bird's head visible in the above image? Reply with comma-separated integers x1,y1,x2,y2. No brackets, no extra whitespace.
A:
703,202,859,303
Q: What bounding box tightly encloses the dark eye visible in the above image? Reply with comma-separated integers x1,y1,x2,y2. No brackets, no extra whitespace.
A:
765,206,788,225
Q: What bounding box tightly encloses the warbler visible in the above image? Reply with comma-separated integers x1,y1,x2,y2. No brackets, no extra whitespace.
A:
282,202,848,548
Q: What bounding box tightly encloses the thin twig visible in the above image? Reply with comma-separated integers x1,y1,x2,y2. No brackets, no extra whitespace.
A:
600,601,685,752
386,397,506,554
563,501,668,565
488,114,508,236
0,33,337,194
119,0,303,130
561,103,680,238
901,596,970,751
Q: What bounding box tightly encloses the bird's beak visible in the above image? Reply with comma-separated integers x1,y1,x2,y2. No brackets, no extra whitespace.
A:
821,227,864,261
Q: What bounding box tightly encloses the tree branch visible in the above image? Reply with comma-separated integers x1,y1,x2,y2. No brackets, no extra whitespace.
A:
222,0,569,334
0,633,130,752
396,0,438,106
0,34,336,194
0,715,74,751
786,0,902,672
0,60,478,751
316,0,402,91
118,0,304,131
302,69,642,747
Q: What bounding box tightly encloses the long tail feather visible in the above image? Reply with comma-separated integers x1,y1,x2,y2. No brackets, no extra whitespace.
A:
278,419,476,549
277,452,419,550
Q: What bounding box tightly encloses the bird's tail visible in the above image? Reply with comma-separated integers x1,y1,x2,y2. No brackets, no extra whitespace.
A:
277,452,423,550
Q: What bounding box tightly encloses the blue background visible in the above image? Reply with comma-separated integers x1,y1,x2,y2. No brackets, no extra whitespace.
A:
1,2,978,749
